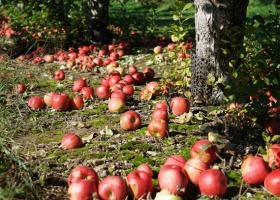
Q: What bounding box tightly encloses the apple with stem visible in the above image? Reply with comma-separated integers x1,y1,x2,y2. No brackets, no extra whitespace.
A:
120,110,142,131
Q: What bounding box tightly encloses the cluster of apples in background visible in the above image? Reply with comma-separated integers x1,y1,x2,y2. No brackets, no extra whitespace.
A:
66,139,227,200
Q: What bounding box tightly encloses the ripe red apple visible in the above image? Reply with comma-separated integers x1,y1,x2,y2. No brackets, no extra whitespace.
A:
126,170,153,199
143,67,155,81
190,140,217,164
96,85,111,100
167,43,176,50
184,157,209,185
108,97,126,113
103,58,112,66
122,85,134,96
154,45,163,54
264,169,280,197
71,96,84,110
99,49,107,56
61,133,83,150
241,154,270,185
155,101,168,111
163,155,187,170
98,176,127,200
267,144,280,169
123,74,134,85
51,93,71,111
72,78,87,92
177,52,186,59
109,75,122,87
68,165,99,187
158,165,188,196
170,97,190,116
111,90,127,102
128,65,137,75
68,179,98,200
54,69,65,81
44,92,57,107
264,117,280,135
80,87,95,99
14,83,26,94
148,118,169,139
132,72,145,85
93,57,103,66
120,110,142,131
152,108,169,121
101,76,110,87
28,96,45,110
198,169,227,197
137,164,153,178
43,54,54,63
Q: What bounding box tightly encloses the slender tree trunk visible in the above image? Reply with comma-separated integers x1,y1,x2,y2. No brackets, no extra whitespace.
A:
87,0,111,44
191,0,249,105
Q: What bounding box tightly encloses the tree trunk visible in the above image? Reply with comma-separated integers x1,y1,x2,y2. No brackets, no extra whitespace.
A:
87,0,110,44
191,0,249,105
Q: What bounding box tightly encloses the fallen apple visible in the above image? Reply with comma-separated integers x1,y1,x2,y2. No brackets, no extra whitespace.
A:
120,110,142,131
61,133,83,150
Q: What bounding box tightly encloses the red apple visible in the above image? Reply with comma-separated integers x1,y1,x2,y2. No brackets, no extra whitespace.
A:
137,164,153,178
152,108,169,121
71,96,84,110
111,90,127,102
122,85,134,96
167,43,176,50
99,49,107,56
177,52,186,59
241,154,270,185
143,67,155,81
128,65,137,75
68,179,98,200
54,69,65,81
155,101,168,111
72,78,87,92
184,157,209,185
264,169,280,197
109,75,122,87
28,96,45,110
44,92,57,107
123,74,134,85
14,83,26,94
148,118,169,139
190,140,217,165
198,169,227,197
108,97,126,113
158,165,188,196
101,76,110,87
267,144,280,169
126,170,153,199
93,57,103,66
68,165,99,187
170,97,190,116
98,176,127,200
132,72,145,85
103,58,112,66
51,93,71,111
80,87,95,99
163,155,187,170
96,85,111,100
61,133,83,150
120,110,142,131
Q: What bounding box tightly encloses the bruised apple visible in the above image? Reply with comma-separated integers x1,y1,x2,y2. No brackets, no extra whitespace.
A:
61,133,83,150
14,83,26,94
98,176,128,200
148,118,169,139
120,110,142,131
126,170,153,199
267,144,280,169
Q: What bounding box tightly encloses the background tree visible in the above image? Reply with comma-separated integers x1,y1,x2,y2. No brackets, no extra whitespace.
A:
191,0,249,105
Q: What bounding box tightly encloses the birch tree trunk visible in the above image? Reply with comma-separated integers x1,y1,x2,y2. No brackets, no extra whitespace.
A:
191,0,249,105
87,0,110,43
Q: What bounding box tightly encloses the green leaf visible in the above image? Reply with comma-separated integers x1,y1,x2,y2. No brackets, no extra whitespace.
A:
173,14,180,21
202,143,212,151
182,2,193,12
171,35,179,42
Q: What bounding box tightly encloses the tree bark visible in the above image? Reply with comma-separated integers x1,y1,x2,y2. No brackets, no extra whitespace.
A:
87,0,110,44
191,0,249,105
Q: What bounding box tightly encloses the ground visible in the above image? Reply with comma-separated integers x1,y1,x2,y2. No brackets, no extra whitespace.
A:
0,47,276,200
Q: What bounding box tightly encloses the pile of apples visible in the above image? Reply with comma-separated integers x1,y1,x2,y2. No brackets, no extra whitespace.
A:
66,139,227,200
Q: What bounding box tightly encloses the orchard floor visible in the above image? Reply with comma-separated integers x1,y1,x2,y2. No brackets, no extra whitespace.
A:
0,47,276,200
